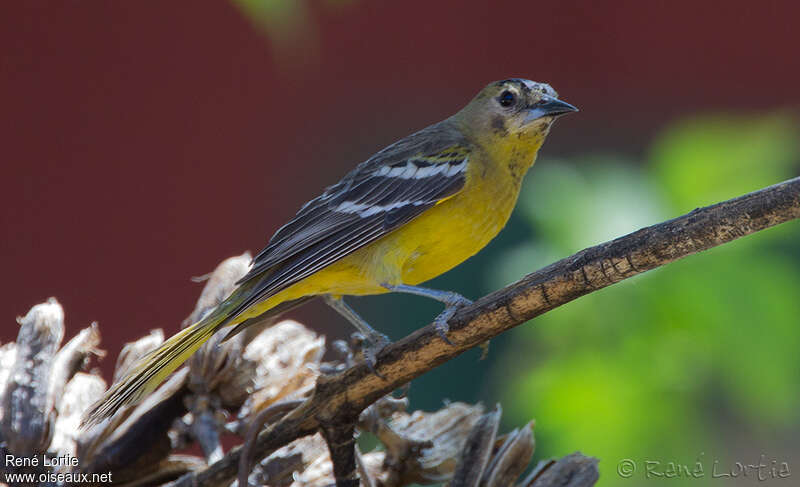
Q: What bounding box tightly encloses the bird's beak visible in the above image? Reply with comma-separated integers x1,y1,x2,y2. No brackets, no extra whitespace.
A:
523,96,579,124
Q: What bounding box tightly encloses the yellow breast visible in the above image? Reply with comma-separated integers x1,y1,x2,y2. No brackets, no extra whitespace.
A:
330,151,526,292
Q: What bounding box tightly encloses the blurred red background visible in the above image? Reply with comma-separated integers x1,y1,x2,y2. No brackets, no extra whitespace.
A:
2,0,799,380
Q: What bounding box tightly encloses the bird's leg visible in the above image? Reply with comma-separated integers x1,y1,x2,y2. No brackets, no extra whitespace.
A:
380,283,472,344
323,295,390,372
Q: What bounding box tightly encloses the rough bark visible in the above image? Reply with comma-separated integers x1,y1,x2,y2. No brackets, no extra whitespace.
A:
169,176,800,486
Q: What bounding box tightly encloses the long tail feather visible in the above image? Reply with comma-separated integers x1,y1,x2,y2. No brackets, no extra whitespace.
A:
81,310,228,428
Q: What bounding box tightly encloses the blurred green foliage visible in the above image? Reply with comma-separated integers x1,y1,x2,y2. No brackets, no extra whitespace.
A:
230,0,358,70
489,114,800,485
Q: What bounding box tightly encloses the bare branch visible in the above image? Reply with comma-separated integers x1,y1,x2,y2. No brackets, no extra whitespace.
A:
171,176,800,486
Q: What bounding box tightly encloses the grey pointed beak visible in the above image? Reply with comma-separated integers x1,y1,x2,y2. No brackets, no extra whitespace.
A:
523,96,579,124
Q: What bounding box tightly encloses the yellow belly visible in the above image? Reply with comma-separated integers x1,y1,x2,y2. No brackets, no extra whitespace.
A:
367,173,521,287
235,157,526,322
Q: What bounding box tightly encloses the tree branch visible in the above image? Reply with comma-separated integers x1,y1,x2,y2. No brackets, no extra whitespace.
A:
171,176,800,486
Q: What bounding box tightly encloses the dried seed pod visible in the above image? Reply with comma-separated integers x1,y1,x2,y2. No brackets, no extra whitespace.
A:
450,406,502,487
76,329,169,458
448,407,538,487
0,342,18,425
522,452,599,487
358,395,410,435
49,323,102,411
78,368,190,484
480,422,534,487
249,432,329,486
284,434,385,487
238,320,324,419
50,372,106,462
379,402,486,485
1,298,64,455
120,454,206,487
227,321,324,478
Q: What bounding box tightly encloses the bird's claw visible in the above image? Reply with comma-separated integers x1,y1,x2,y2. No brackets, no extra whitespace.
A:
434,317,454,345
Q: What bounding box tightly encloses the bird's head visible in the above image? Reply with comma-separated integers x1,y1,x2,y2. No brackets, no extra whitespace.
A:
454,78,577,157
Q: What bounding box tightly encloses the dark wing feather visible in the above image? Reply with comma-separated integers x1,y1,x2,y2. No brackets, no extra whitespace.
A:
227,121,471,322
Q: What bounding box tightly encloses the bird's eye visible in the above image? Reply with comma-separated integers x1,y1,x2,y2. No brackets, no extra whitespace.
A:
498,90,516,107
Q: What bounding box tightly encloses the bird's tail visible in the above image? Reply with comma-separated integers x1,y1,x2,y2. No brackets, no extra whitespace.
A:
81,302,236,429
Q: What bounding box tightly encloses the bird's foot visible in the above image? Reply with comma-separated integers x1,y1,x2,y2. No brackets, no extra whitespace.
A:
353,331,391,379
432,293,472,345
322,294,391,377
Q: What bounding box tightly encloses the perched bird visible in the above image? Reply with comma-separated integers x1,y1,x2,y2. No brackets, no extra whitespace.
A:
82,78,577,427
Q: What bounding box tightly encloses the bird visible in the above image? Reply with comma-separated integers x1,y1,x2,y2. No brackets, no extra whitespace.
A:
82,78,577,427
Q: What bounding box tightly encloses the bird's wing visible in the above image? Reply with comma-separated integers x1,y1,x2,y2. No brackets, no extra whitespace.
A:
229,122,471,320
